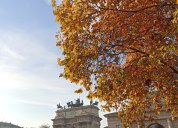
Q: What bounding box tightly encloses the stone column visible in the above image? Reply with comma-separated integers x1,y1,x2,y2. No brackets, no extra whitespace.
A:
167,118,173,128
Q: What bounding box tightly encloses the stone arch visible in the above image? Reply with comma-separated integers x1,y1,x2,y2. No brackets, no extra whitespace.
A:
147,123,165,128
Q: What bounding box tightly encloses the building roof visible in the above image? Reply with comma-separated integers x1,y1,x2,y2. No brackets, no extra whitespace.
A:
0,122,22,128
104,112,119,118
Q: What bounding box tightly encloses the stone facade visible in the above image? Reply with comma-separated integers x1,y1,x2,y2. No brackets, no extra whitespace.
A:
104,111,178,128
52,105,101,128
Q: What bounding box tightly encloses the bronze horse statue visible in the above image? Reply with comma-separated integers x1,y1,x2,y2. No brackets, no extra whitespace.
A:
57,103,63,109
67,98,83,108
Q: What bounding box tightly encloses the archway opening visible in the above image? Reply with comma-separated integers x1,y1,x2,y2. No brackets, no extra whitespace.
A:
147,123,165,128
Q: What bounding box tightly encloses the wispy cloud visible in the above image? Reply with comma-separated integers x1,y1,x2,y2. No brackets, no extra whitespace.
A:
0,44,25,61
0,1,90,127
0,28,72,94
0,28,68,125
0,29,59,72
16,99,55,108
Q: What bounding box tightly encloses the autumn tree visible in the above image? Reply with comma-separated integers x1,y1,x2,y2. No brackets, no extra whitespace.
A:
39,124,50,128
52,0,178,127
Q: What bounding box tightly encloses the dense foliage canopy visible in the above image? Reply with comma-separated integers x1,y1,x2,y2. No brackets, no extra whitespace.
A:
52,0,178,127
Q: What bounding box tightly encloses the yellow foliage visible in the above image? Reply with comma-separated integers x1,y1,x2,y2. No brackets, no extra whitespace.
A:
52,0,178,127
74,88,83,93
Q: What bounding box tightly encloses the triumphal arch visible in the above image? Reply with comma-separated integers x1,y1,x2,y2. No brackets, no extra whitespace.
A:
52,99,101,128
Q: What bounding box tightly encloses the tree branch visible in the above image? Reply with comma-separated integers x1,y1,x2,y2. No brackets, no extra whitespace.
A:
109,44,178,75
160,60,178,75
98,3,177,13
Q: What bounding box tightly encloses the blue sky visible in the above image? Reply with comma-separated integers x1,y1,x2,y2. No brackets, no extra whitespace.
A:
0,0,109,127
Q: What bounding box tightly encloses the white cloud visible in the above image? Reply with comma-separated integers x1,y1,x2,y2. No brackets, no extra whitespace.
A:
0,25,105,128
0,44,25,61
0,28,80,127
16,99,55,107
0,1,95,127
